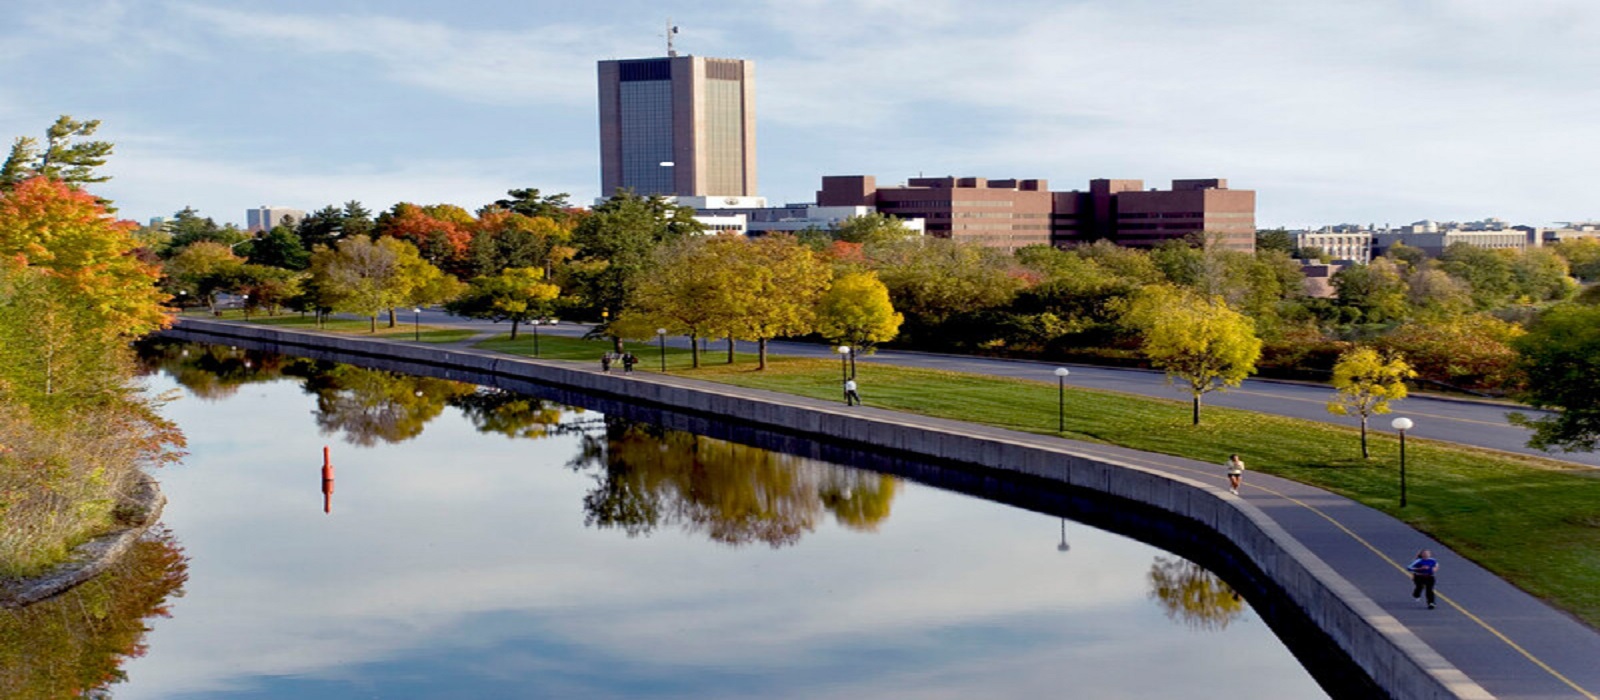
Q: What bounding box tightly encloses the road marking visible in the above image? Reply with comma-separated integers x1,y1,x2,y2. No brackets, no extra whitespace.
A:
1059,442,1598,700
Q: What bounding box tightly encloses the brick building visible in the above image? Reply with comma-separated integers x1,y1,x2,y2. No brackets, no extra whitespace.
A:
819,175,1254,252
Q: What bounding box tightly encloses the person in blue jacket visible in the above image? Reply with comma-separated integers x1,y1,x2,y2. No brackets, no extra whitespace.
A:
1409,549,1439,609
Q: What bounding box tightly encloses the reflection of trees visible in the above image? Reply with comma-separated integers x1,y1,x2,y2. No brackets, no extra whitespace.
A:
448,389,592,440
569,418,897,547
302,366,476,446
133,338,301,400
1147,555,1245,631
0,529,189,698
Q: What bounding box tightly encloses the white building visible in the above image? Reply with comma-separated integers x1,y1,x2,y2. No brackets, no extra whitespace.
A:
246,206,306,232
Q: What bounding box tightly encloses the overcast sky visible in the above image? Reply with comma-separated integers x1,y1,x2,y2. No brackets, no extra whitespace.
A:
3,0,1597,229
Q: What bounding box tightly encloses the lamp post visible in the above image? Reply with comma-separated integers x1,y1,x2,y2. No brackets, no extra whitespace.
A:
656,328,667,372
1392,417,1414,507
240,294,249,320
1054,367,1070,433
530,319,541,357
837,346,851,382
413,307,421,341
176,290,187,314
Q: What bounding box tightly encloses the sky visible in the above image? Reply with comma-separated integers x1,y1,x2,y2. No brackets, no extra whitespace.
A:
2,0,1597,230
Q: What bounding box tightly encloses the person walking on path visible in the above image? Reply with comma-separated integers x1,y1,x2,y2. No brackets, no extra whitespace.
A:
1409,549,1439,609
622,352,636,375
1225,454,1245,495
601,352,613,373
844,378,861,406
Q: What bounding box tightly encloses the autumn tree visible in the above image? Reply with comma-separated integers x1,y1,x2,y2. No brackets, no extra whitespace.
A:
1439,243,1516,309
870,237,1022,343
625,235,746,368
815,270,903,351
308,235,456,332
1327,347,1416,458
468,208,574,278
1147,556,1245,631
1333,257,1410,323
231,264,304,316
1510,303,1600,452
445,267,560,340
730,234,832,369
1117,285,1261,425
1555,238,1600,282
833,212,917,245
1377,314,1524,393
374,202,475,274
163,241,245,312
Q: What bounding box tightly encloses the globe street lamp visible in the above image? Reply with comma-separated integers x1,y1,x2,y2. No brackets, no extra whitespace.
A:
240,293,250,320
413,307,421,341
837,345,851,382
176,290,187,314
530,318,541,357
656,328,668,372
1054,367,1071,433
1392,417,1414,507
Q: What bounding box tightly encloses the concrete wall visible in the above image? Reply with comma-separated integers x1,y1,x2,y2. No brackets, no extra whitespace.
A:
161,318,1489,700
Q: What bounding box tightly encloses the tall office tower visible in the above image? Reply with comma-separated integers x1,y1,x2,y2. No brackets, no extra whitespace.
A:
246,206,307,232
598,56,757,198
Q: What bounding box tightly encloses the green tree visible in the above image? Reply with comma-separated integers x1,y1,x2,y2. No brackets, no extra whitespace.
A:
834,212,916,245
468,208,573,278
163,241,245,312
1327,346,1416,458
1555,238,1600,282
1439,243,1515,309
569,191,701,347
1333,258,1410,323
0,115,114,191
871,237,1021,341
1117,285,1262,425
445,267,560,339
1255,228,1294,256
231,264,304,316
247,223,311,270
1510,303,1600,451
308,235,403,332
816,270,903,351
1509,248,1577,303
491,187,574,221
162,206,248,256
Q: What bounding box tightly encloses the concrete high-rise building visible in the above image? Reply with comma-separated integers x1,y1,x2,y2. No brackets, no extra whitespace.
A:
246,206,306,232
597,55,757,198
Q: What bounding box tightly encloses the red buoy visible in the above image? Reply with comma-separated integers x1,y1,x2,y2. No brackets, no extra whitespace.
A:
321,446,335,514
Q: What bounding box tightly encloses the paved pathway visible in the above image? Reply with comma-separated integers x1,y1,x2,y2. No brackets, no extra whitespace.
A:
182,317,1600,698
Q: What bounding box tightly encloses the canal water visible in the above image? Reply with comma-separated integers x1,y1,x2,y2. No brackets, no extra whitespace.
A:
17,341,1337,698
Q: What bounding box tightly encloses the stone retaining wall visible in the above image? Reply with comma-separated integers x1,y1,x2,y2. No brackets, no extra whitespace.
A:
164,318,1491,700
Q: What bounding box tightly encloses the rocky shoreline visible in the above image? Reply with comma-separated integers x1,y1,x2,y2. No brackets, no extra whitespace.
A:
0,475,167,608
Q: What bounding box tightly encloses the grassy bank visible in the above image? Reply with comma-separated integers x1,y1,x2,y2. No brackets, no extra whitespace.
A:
231,316,1600,627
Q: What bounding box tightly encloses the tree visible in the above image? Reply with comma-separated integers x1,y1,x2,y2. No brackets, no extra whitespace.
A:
1510,303,1600,451
308,235,449,332
569,191,701,347
871,237,1022,341
491,187,574,222
231,264,304,316
246,224,311,270
624,235,745,368
374,202,474,273
1327,347,1416,458
468,208,573,278
1379,314,1524,394
445,267,560,340
834,212,916,245
1555,238,1600,282
162,206,247,256
1333,258,1410,323
729,235,832,369
1,115,114,191
1117,285,1262,425
816,270,903,351
1147,556,1245,631
162,241,245,312
1255,228,1294,256
1509,248,1577,303
0,177,167,338
1439,243,1515,309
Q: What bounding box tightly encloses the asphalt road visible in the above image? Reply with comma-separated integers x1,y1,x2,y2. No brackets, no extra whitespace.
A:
412,309,1600,469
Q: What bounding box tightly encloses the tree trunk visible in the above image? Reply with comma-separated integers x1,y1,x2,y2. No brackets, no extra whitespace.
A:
727,336,735,364
510,319,520,340
1360,416,1370,459
387,307,397,327
613,336,624,353
1192,394,1201,425
370,315,377,333
758,338,769,370
690,334,701,368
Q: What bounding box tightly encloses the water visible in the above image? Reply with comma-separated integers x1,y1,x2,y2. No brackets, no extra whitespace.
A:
20,342,1334,698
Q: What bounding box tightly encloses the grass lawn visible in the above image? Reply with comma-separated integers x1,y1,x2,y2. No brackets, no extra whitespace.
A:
226,313,479,343
477,333,1600,628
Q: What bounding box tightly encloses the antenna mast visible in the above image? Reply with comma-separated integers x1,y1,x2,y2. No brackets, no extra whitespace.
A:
666,19,679,57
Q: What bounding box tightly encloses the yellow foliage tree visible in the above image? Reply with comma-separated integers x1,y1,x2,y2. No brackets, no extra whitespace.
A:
1327,346,1416,459
816,270,903,351
1118,284,1262,425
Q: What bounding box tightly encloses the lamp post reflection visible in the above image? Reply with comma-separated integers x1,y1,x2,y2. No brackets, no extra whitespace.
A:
1057,518,1070,553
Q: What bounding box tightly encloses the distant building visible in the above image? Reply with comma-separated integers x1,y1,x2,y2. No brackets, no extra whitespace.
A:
597,55,756,198
1371,220,1536,258
818,176,1051,251
1290,228,1373,263
1535,221,1600,245
246,206,305,232
818,175,1253,252
669,195,925,237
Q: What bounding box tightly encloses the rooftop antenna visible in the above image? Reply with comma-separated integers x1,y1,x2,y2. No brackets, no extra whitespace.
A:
665,19,679,57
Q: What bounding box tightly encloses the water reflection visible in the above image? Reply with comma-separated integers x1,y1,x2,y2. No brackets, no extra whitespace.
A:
0,530,188,698
570,419,897,547
1147,555,1246,631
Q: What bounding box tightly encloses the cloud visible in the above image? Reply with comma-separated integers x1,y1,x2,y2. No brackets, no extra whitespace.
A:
171,3,629,107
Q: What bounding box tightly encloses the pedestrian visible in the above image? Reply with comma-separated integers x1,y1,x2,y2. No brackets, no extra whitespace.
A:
622,352,636,374
1409,549,1439,609
1225,454,1245,495
844,378,861,406
601,352,612,373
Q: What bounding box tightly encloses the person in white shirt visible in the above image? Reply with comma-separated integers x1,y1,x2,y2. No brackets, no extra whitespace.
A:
1225,454,1245,495
844,379,861,406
